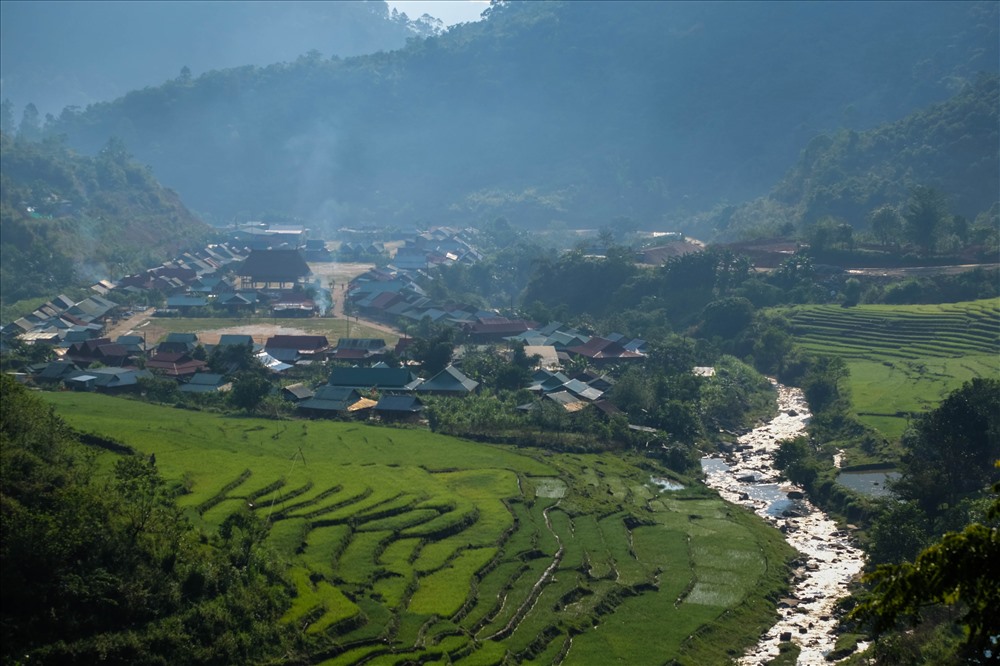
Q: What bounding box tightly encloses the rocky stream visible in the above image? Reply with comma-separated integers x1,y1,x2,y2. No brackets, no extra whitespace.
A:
700,381,867,665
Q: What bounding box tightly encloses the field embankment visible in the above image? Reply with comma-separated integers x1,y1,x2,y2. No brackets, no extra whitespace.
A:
778,298,1000,441
45,392,794,665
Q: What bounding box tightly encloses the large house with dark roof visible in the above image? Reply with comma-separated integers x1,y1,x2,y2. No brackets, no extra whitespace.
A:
327,366,422,392
237,249,311,290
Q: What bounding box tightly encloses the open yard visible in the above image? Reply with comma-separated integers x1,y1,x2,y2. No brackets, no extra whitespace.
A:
45,392,794,665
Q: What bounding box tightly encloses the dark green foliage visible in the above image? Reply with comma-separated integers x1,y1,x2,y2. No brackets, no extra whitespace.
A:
700,296,754,339
43,2,996,227
865,500,931,566
229,372,273,414
409,324,455,376
0,375,298,664
0,132,210,308
893,378,1000,517
904,185,950,254
851,481,1000,658
713,74,999,243
802,355,850,415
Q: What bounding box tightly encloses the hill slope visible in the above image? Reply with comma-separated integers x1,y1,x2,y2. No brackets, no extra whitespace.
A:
46,1,997,229
0,0,442,117
0,133,211,307
42,390,795,665
705,74,999,239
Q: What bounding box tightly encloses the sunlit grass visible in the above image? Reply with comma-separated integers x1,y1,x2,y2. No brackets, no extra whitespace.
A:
45,391,796,664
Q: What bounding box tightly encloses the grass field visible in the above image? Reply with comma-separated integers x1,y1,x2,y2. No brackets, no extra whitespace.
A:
778,298,1000,441
45,392,794,665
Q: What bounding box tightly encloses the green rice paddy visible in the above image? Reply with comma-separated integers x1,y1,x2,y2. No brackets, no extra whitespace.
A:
45,392,794,665
779,298,1000,440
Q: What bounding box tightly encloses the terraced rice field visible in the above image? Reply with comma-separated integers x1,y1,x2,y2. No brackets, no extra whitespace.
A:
779,298,1000,439
45,393,793,665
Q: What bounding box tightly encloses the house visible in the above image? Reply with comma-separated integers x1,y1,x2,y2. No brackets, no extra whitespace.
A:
33,360,84,384
179,373,232,394
157,332,199,354
561,378,604,402
65,337,130,367
269,291,318,318
264,335,329,363
331,338,389,361
327,366,422,392
373,395,424,422
523,345,559,370
544,390,590,413
415,366,479,396
256,350,293,373
281,383,315,402
216,334,257,350
302,239,333,262
566,337,644,366
463,317,538,343
165,295,209,312
237,249,311,290
145,352,207,378
298,386,375,417
115,335,149,355
216,291,258,314
67,367,151,393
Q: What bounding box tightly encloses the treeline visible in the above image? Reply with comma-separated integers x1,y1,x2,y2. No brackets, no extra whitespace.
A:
0,374,303,664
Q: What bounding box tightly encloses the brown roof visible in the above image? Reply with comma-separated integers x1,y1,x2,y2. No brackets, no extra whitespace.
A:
567,337,644,361
146,352,207,377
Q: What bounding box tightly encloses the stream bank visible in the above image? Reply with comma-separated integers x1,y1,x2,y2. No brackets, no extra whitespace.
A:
700,381,866,665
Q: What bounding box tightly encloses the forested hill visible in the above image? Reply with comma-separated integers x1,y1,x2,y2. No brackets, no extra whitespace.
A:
44,1,997,230
0,0,443,117
701,73,1000,240
0,133,211,307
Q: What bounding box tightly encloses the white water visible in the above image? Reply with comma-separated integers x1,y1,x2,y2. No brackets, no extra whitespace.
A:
700,381,866,665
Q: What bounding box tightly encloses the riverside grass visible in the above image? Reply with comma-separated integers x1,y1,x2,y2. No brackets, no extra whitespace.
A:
45,392,794,665
779,298,1000,441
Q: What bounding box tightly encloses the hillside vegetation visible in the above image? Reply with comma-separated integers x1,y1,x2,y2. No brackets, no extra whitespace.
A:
43,1,997,228
42,390,794,665
0,133,210,307
0,0,443,116
707,74,1000,241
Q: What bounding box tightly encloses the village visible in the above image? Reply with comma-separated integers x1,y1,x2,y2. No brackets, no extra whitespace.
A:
1,222,658,428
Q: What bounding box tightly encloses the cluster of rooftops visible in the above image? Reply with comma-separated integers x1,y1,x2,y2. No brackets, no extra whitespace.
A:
3,223,657,423
10,319,638,422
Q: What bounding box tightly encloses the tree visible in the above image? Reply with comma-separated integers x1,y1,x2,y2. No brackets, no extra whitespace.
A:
850,474,1000,658
893,378,1000,516
229,372,272,413
842,277,862,306
868,205,903,248
0,98,14,134
17,102,40,141
802,355,849,414
904,185,949,254
700,296,754,338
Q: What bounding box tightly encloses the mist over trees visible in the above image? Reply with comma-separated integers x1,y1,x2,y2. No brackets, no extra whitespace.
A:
21,0,997,231
0,0,442,117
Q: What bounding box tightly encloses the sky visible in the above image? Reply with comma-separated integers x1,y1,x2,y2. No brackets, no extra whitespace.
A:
385,0,488,26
